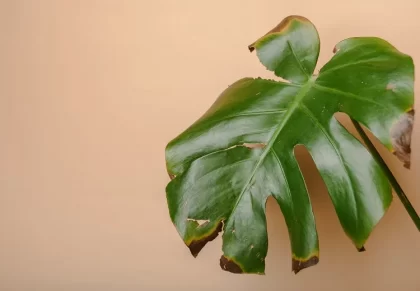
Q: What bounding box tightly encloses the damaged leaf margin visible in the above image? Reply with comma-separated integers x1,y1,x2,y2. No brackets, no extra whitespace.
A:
248,15,311,52
292,254,319,274
390,108,415,168
186,220,224,257
220,255,244,274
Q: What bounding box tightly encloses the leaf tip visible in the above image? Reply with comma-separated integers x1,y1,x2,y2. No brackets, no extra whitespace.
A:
357,246,366,252
292,256,319,274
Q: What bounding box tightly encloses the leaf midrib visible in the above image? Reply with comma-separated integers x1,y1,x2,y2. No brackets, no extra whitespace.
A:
287,40,309,78
228,76,317,219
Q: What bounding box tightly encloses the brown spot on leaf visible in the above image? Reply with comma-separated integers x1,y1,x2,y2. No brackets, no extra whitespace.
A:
333,45,339,54
167,169,176,180
248,15,310,52
358,246,366,252
292,256,319,274
220,256,243,274
390,109,414,169
187,221,223,257
243,143,266,149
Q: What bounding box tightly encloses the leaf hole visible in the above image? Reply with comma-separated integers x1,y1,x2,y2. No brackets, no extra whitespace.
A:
187,218,210,227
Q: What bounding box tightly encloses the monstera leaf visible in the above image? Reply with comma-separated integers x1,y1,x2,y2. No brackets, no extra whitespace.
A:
165,16,414,274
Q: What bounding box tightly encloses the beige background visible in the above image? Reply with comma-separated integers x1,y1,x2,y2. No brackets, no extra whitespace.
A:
1,1,419,290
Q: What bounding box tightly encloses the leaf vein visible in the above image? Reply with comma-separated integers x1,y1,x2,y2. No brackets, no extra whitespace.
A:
319,58,392,75
225,78,316,226
313,83,390,111
270,149,294,211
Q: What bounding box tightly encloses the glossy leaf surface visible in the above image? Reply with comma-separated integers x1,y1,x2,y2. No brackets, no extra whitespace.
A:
165,16,414,274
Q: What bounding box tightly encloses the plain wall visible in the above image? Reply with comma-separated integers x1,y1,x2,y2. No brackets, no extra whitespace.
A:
1,1,419,290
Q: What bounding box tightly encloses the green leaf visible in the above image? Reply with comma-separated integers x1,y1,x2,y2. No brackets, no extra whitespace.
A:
165,15,414,274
